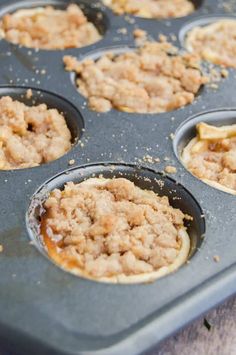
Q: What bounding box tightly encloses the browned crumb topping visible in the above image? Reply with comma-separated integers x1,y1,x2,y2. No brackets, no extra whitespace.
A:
0,4,101,50
165,166,177,174
185,20,236,68
0,96,71,170
42,178,190,279
63,41,207,113
182,122,236,193
103,0,194,18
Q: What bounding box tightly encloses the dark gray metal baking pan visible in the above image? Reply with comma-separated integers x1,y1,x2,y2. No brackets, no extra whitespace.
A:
0,0,235,354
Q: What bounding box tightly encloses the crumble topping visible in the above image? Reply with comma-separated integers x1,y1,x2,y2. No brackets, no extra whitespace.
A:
0,4,101,50
103,0,194,19
0,96,71,170
182,122,236,194
41,177,191,283
63,41,207,113
185,20,236,67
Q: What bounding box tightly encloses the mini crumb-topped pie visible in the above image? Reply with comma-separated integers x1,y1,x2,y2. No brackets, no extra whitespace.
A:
185,20,236,67
182,122,236,194
63,40,207,113
103,0,194,18
41,178,191,283
0,4,101,50
0,96,71,170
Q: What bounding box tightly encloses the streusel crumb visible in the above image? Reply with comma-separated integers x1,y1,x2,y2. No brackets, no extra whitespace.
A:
0,4,101,50
63,41,207,113
41,177,191,283
0,96,71,170
103,0,194,19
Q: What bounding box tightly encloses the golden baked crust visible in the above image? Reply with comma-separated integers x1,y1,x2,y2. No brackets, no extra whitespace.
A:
0,96,71,170
0,4,101,50
42,178,191,283
185,20,236,67
63,41,207,113
182,122,236,195
103,0,194,19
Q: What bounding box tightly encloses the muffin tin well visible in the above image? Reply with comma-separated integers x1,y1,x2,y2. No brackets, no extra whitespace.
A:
0,0,235,355
0,85,84,144
0,86,84,170
174,109,236,158
179,14,236,49
26,163,205,276
103,0,204,18
0,0,109,50
67,44,206,114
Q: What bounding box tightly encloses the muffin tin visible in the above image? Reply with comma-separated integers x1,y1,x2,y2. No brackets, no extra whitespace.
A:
0,0,235,354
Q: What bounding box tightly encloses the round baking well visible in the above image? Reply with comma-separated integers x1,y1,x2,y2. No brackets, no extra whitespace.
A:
103,0,203,19
0,0,108,50
179,15,236,57
26,164,206,284
0,86,84,170
65,43,207,114
179,16,236,68
174,109,236,195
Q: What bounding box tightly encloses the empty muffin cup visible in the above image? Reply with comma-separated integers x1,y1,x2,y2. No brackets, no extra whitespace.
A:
180,16,236,67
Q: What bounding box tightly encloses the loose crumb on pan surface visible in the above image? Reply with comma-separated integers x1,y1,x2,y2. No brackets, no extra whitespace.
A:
26,88,33,99
0,4,101,50
103,0,195,19
213,255,220,263
63,40,207,113
165,165,177,174
142,155,160,164
0,96,72,170
133,28,147,39
221,69,229,78
68,159,75,166
41,177,191,283
185,20,236,67
182,122,236,194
